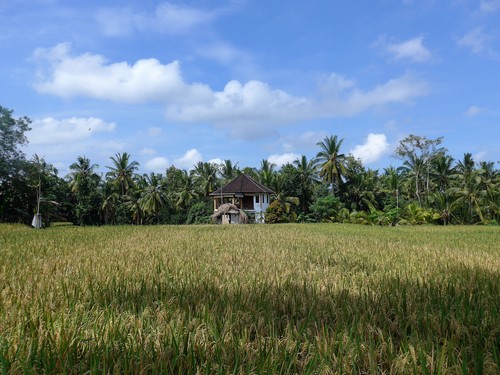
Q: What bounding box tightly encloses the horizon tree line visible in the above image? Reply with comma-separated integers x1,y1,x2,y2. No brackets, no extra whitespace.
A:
1,105,499,226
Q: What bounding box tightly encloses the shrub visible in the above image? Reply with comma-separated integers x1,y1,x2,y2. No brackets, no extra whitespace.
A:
265,200,289,223
308,195,343,222
186,201,212,224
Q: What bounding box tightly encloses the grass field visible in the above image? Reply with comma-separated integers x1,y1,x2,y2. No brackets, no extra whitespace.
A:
0,223,499,374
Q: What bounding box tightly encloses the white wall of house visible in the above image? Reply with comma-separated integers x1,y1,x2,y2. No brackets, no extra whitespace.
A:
253,193,270,223
213,193,271,223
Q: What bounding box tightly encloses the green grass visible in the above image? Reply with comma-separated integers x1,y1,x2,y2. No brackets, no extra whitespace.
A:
0,224,499,374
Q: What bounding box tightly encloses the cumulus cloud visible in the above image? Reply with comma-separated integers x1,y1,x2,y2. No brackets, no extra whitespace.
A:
458,28,494,55
23,116,122,172
33,44,428,139
96,2,214,37
267,153,300,166
168,73,428,130
28,116,115,145
377,36,432,63
145,156,169,172
316,73,428,116
166,79,310,126
350,134,390,164
33,43,212,104
465,106,484,116
173,148,202,169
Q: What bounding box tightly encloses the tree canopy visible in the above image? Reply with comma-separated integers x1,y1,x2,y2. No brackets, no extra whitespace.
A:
0,105,498,226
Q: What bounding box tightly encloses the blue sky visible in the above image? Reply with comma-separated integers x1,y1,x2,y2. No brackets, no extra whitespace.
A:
1,0,499,175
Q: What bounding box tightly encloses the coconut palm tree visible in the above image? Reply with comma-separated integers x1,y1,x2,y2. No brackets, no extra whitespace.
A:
101,180,120,224
268,173,300,222
241,166,259,181
429,191,453,225
448,171,485,224
106,152,139,197
293,155,319,213
174,170,198,210
139,173,167,223
192,161,219,197
383,166,402,209
454,153,475,186
343,168,378,212
431,154,455,193
448,155,485,223
400,153,424,205
259,159,276,187
68,156,102,225
68,156,99,194
220,159,240,184
316,135,347,195
477,161,499,222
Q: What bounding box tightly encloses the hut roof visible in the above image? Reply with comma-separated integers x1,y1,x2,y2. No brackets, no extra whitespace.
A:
210,174,274,196
211,203,249,224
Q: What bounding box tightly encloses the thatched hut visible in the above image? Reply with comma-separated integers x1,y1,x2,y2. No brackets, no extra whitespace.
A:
211,203,249,224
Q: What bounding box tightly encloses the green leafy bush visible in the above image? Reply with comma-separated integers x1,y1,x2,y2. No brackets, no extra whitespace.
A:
186,201,212,224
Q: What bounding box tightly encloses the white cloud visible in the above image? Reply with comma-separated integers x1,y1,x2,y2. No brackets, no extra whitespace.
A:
267,153,300,166
33,43,212,104
480,0,500,12
167,79,310,127
377,36,432,63
280,131,328,152
23,117,122,173
173,148,202,169
96,2,214,37
350,134,390,164
34,44,428,139
208,158,223,165
458,28,494,55
465,106,484,116
168,73,428,131
473,151,488,161
145,156,169,173
316,73,428,117
195,41,249,65
147,127,162,136
140,148,157,156
28,116,115,145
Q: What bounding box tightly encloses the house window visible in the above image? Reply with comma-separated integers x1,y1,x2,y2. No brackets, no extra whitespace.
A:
255,194,259,203
242,196,253,209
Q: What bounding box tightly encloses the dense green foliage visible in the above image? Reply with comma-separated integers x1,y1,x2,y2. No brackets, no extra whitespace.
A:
0,105,499,226
0,224,498,373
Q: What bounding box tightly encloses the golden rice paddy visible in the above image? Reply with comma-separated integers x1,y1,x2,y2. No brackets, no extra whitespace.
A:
0,223,499,374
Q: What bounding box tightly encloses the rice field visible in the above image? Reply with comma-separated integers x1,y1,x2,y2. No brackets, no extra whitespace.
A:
0,223,499,374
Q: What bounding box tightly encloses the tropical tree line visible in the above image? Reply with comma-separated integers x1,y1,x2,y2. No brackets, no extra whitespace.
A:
1,105,499,226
